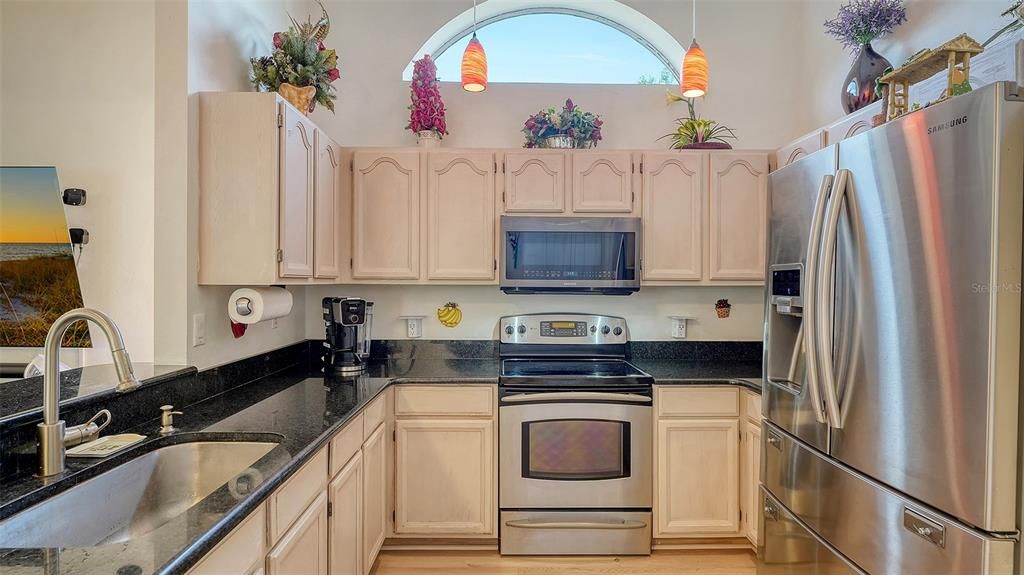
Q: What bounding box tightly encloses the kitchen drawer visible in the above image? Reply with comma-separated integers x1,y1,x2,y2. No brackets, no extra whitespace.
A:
188,503,266,575
363,393,387,440
394,385,494,417
269,447,328,543
744,390,761,424
657,387,739,418
330,413,363,477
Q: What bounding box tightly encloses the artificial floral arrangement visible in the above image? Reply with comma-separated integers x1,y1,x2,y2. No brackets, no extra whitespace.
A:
983,0,1024,46
251,2,339,114
824,0,908,53
522,99,603,149
715,299,732,319
660,98,736,149
406,55,448,145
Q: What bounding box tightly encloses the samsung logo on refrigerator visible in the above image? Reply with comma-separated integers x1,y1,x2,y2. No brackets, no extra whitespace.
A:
927,115,968,135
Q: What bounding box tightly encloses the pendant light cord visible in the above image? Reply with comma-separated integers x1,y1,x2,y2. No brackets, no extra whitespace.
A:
473,0,478,35
692,0,696,40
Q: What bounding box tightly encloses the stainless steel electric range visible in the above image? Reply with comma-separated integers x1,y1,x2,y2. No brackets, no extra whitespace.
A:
498,313,653,556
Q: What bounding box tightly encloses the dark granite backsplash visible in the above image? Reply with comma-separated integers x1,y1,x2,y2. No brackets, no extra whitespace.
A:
0,342,311,480
363,339,762,362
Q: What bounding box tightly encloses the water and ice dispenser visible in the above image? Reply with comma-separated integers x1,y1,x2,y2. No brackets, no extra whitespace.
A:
766,265,807,387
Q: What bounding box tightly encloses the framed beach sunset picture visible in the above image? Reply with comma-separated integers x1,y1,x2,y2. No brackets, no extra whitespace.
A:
0,167,89,347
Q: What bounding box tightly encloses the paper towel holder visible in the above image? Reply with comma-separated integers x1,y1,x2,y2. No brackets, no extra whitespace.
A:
234,297,253,317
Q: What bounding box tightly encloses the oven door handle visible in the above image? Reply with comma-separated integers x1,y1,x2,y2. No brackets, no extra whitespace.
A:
501,392,652,404
504,519,648,530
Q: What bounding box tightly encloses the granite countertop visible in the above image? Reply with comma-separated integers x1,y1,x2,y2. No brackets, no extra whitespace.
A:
0,355,760,574
0,363,195,424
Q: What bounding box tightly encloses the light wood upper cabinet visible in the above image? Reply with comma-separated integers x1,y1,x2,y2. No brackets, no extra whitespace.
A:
572,151,634,213
708,152,768,281
425,151,496,280
394,419,495,535
362,422,387,572
279,104,316,278
825,100,881,144
656,418,740,536
352,150,421,279
267,492,329,575
641,152,703,281
773,130,826,170
314,133,341,279
742,418,762,545
502,151,567,212
328,451,363,575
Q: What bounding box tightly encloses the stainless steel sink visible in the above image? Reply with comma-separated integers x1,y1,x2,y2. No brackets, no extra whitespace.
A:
0,440,277,547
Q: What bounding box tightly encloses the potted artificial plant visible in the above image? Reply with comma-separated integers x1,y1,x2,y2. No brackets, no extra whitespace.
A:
660,99,736,150
406,55,448,147
522,99,603,149
250,2,340,114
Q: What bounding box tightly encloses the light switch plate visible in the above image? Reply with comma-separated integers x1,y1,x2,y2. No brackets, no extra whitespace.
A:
192,313,206,346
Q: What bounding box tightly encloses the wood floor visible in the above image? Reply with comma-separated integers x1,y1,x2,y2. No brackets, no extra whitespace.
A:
373,550,756,574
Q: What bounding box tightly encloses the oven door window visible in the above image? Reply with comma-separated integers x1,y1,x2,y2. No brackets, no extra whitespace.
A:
522,419,630,481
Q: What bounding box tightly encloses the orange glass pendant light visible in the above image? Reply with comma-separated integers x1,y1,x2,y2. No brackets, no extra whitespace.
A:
461,0,487,92
680,0,708,98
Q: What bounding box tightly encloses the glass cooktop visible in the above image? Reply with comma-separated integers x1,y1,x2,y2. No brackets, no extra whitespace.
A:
500,359,653,386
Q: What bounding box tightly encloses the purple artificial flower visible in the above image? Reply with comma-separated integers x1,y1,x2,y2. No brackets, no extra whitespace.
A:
824,0,907,52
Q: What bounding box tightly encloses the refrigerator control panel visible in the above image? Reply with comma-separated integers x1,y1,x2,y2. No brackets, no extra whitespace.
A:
770,265,803,314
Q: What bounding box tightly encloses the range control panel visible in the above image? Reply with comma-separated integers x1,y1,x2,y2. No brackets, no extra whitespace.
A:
500,313,628,345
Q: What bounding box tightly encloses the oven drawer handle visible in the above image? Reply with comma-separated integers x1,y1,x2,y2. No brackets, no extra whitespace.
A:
501,392,652,404
504,519,648,530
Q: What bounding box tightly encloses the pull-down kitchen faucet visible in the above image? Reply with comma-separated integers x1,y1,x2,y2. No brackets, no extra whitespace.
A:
37,308,140,477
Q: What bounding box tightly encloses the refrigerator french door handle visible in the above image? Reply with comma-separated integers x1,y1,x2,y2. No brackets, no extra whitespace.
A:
816,168,850,429
803,173,834,424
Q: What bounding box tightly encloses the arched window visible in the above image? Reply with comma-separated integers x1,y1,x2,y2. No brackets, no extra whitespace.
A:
405,4,682,85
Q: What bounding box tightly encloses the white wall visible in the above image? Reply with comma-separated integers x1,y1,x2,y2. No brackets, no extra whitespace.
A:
306,285,765,341
186,0,311,369
313,0,807,150
0,0,157,365
799,0,1013,130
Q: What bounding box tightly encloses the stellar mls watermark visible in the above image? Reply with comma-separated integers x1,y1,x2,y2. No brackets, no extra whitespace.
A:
971,282,1022,293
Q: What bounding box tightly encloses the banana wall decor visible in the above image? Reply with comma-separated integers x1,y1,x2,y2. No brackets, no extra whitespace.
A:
437,302,463,328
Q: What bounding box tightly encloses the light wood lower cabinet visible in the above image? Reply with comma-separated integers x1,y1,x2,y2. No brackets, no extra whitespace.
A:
362,422,387,570
741,418,762,545
267,491,329,575
394,419,494,534
328,451,363,575
392,385,497,538
187,504,267,575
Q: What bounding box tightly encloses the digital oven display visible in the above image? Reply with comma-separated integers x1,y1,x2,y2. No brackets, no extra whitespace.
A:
540,321,588,337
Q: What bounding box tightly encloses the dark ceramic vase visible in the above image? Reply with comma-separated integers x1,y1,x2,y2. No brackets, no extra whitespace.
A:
842,43,891,114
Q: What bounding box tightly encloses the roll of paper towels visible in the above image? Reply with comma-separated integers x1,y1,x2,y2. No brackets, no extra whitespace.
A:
228,287,293,324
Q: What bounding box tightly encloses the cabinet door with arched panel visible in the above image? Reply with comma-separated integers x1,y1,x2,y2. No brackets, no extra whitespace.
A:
279,104,316,278
425,151,497,281
502,151,566,213
352,150,421,279
708,152,768,281
571,151,635,213
641,152,703,282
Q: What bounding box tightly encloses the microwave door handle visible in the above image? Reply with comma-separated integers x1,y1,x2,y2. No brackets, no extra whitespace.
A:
501,392,652,404
803,173,834,424
816,169,849,429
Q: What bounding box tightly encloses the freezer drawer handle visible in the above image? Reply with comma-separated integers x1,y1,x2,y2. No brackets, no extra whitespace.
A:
763,501,779,522
766,429,783,451
903,507,945,548
504,519,648,530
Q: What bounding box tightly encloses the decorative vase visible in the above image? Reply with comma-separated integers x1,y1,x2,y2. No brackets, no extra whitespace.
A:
416,130,441,148
681,141,733,150
278,83,316,115
842,43,891,114
543,135,576,149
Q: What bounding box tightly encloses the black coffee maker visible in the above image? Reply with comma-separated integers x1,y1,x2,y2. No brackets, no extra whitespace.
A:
322,297,371,375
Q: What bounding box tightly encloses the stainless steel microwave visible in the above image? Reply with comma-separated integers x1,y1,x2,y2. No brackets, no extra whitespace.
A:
499,216,641,295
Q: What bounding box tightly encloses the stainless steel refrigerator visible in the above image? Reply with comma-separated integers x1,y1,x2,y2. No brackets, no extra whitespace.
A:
760,81,1024,574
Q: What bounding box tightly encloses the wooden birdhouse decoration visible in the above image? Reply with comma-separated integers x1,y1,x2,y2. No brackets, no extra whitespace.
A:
878,33,984,122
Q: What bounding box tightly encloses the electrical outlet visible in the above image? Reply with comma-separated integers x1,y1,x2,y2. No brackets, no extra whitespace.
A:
271,318,279,329
192,313,206,347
